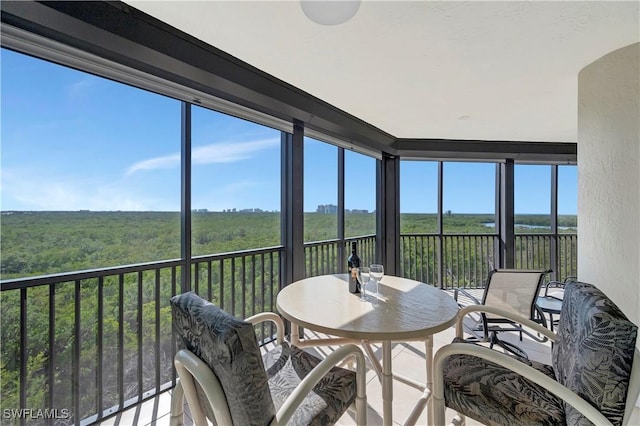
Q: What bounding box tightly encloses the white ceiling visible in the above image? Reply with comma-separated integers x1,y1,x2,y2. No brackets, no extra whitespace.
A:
127,1,639,143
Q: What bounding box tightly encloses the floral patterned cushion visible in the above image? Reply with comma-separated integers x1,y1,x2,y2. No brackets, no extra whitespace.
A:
171,292,276,426
263,342,357,426
552,281,638,426
443,338,565,426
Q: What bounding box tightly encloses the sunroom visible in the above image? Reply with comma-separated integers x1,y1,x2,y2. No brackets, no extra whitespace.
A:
1,1,638,425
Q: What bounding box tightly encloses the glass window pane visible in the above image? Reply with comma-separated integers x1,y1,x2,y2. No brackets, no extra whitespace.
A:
1,48,181,277
191,106,281,254
443,162,496,234
344,150,375,238
558,165,577,229
557,165,577,279
400,160,438,233
515,165,551,233
304,137,337,242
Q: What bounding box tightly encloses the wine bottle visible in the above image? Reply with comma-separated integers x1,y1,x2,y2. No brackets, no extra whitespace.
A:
347,241,361,293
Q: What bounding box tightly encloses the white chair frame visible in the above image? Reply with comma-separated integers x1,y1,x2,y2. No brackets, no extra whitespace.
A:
170,312,368,426
432,304,640,426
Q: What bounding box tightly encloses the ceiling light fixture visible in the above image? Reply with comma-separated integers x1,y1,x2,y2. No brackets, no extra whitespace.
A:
301,0,361,26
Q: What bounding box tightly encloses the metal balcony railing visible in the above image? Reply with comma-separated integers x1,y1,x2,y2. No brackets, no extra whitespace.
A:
399,233,578,288
515,233,578,280
0,247,283,426
0,232,576,425
400,234,498,287
304,235,376,277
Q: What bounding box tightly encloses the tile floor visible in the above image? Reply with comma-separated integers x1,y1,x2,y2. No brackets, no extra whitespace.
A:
97,321,640,426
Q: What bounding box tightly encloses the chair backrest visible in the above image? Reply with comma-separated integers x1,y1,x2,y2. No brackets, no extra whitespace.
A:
482,269,549,321
552,281,638,426
170,292,276,426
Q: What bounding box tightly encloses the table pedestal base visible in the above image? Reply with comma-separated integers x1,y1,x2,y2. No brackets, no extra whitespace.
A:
292,324,435,426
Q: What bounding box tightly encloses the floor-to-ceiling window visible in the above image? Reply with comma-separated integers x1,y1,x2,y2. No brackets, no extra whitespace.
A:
303,137,338,242
190,106,281,254
344,149,376,265
513,164,577,278
442,162,497,286
1,47,182,420
515,165,552,269
1,48,182,277
557,165,578,278
400,159,577,286
399,161,439,283
189,106,283,315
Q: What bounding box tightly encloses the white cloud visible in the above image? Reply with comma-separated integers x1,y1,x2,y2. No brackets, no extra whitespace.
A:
192,138,279,165
125,153,180,176
125,137,279,175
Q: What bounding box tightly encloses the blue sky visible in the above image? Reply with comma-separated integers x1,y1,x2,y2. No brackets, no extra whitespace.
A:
1,48,577,215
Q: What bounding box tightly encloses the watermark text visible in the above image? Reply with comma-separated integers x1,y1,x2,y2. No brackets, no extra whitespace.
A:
2,408,71,420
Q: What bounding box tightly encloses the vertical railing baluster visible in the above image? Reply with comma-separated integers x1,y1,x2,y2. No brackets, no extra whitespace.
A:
48,283,56,419
20,287,27,426
314,246,319,276
219,260,225,311
429,236,434,285
74,280,81,425
473,237,478,286
270,252,275,339
456,236,461,287
97,277,104,419
137,271,143,401
194,261,200,295
241,256,246,318
155,269,161,393
231,258,236,316
464,236,469,286
260,253,266,340
420,236,425,282
118,274,124,411
207,261,213,301
171,267,177,388
251,255,257,317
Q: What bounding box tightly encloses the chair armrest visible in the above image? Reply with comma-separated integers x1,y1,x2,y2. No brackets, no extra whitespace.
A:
456,305,556,342
432,343,614,426
544,280,566,296
272,344,367,426
245,312,285,345
174,349,234,426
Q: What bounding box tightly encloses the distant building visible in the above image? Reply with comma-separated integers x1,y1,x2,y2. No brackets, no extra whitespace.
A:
316,205,370,214
316,204,338,213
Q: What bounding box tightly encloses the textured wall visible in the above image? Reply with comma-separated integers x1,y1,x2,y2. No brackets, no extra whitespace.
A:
577,42,639,326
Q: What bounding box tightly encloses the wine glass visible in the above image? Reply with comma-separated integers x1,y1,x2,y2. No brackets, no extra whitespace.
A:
356,266,370,299
369,264,384,296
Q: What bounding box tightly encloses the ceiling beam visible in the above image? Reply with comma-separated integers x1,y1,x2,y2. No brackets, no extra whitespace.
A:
394,139,577,163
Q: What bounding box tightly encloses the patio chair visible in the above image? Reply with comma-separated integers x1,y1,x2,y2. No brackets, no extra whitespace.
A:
543,275,577,300
433,280,640,426
453,269,550,359
169,292,367,426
